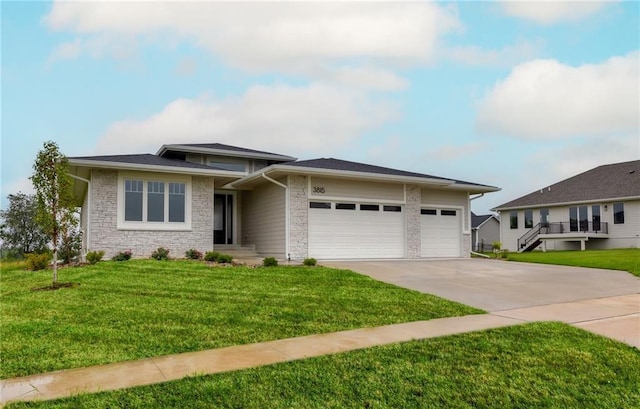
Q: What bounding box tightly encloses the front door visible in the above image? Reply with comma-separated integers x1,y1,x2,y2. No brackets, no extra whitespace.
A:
214,193,233,245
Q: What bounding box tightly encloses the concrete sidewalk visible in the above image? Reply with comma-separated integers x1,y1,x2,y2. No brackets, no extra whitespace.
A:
2,294,638,406
1,314,522,406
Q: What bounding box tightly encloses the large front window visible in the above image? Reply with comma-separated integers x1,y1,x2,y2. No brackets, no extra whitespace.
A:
120,175,191,230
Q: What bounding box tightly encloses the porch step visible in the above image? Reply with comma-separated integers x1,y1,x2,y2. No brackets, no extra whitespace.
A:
212,245,261,261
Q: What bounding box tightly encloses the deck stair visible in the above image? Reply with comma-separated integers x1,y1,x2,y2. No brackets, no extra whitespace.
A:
517,223,542,253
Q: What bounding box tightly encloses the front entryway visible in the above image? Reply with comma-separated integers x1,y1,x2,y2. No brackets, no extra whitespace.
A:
214,193,233,245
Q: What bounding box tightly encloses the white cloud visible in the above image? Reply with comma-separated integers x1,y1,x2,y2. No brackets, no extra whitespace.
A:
476,52,639,139
173,57,197,77
442,40,543,67
95,83,399,156
1,176,35,200
47,37,83,63
499,1,611,24
45,1,460,81
325,66,408,91
540,135,640,184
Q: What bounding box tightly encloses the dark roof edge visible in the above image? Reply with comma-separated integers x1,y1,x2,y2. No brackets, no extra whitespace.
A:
156,144,297,162
69,156,243,177
231,163,500,193
492,195,640,211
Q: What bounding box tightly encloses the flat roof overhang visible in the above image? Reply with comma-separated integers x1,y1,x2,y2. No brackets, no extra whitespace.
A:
229,164,500,194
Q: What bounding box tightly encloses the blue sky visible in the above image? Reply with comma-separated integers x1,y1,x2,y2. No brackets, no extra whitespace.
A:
2,1,638,214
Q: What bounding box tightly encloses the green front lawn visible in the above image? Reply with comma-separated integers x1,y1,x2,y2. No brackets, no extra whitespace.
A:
506,249,640,277
8,322,640,409
0,260,481,379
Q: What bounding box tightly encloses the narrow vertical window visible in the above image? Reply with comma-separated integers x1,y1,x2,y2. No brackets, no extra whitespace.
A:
579,205,588,231
540,208,549,227
592,205,601,231
613,203,624,224
169,182,186,222
524,210,533,228
569,207,578,232
124,180,143,221
510,211,518,229
147,181,165,222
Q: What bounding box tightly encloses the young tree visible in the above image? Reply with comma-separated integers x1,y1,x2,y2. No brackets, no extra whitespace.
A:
30,141,77,284
0,193,49,257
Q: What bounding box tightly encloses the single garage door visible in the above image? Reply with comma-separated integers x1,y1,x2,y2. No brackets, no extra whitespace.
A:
309,201,405,259
421,208,461,257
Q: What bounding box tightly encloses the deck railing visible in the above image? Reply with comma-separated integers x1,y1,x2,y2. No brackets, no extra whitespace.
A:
541,221,608,235
517,221,609,251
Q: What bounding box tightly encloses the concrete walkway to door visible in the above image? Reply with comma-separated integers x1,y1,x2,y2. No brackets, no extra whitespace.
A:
323,259,640,347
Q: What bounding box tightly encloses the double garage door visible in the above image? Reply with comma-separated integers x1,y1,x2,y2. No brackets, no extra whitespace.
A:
308,202,462,259
308,201,405,259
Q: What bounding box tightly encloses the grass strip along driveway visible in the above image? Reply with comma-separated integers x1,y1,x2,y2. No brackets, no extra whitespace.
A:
7,322,640,409
0,260,480,379
506,249,640,277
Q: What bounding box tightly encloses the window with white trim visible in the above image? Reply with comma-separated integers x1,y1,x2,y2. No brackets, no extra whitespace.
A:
119,174,191,230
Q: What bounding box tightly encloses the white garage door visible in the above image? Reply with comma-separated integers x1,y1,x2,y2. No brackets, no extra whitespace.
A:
309,202,405,259
421,208,461,257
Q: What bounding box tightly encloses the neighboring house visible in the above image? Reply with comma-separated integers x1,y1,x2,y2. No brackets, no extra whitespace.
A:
69,143,499,260
471,212,500,252
493,160,640,252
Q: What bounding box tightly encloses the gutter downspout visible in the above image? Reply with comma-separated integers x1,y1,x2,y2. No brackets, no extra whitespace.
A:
261,173,290,260
69,174,91,259
468,193,485,256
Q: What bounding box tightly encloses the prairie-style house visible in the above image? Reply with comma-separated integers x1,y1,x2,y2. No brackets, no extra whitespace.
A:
69,143,499,260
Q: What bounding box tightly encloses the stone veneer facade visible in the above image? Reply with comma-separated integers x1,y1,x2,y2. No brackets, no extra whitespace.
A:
87,169,214,259
288,175,308,260
405,184,422,258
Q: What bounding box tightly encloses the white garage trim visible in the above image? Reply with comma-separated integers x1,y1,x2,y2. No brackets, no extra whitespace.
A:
420,206,463,258
308,201,406,259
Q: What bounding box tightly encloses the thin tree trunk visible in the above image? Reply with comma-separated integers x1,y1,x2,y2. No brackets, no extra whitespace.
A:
52,248,58,285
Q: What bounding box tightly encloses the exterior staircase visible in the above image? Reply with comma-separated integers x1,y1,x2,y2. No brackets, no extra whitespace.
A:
517,223,542,252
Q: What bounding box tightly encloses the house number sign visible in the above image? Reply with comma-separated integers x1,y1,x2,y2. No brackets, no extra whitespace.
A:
312,186,326,194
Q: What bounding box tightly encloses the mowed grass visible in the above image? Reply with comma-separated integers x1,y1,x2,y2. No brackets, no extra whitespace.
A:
506,249,640,277
8,322,640,409
0,260,481,379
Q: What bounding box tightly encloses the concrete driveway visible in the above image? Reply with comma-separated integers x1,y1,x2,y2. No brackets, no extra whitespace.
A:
322,259,640,347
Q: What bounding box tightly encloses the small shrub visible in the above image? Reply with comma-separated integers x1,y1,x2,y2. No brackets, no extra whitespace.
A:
492,241,502,252
151,247,170,261
185,249,203,260
263,257,278,267
25,253,50,271
303,258,317,266
59,229,82,264
112,250,132,262
86,250,105,265
204,251,220,262
217,254,233,264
